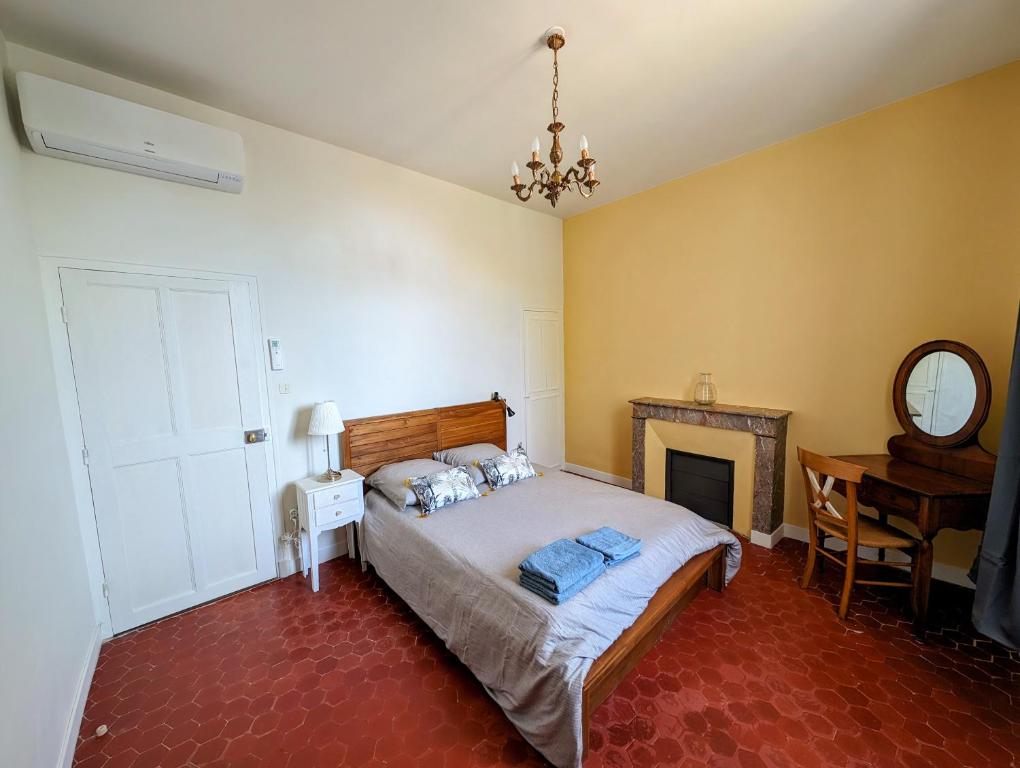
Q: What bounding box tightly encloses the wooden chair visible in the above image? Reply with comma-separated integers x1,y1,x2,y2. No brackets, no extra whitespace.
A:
798,447,919,619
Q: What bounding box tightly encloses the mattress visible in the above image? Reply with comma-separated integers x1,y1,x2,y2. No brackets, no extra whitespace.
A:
361,467,741,768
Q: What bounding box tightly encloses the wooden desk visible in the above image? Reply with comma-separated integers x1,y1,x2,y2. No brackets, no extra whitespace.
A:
833,454,991,630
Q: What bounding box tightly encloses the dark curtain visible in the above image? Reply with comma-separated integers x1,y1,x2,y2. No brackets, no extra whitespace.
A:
973,304,1020,649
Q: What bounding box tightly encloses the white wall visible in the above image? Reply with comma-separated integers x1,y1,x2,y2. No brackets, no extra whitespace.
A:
0,32,99,768
7,44,563,578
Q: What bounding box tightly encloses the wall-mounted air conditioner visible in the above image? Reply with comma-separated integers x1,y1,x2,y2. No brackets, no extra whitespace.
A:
16,71,245,193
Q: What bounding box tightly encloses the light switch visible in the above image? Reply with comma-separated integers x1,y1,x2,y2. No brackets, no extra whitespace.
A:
278,383,290,394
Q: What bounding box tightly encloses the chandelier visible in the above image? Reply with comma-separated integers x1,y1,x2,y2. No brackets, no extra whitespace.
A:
510,27,599,208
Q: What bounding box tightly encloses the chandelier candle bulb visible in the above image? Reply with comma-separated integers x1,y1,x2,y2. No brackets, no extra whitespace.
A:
511,161,520,181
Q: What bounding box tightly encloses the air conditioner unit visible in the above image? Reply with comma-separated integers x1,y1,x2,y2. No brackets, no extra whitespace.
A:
16,72,245,193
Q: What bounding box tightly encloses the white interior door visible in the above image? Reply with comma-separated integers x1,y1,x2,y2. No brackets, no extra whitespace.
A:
60,268,276,633
523,310,564,468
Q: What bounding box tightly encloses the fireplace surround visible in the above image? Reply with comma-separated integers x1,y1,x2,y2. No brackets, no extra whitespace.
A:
631,397,791,538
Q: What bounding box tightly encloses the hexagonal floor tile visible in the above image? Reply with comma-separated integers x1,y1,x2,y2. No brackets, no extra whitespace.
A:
74,540,1018,768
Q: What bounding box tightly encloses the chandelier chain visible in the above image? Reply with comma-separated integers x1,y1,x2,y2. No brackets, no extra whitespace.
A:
551,48,559,125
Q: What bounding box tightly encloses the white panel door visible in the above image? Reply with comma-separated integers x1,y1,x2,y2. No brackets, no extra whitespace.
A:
523,310,564,468
60,268,276,632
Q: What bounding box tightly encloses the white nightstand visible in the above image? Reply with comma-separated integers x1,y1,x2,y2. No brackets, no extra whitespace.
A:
294,470,366,592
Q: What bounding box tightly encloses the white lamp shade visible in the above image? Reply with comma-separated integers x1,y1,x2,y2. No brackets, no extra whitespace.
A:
308,401,345,436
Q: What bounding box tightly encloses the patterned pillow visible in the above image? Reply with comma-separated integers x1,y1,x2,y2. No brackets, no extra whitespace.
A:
407,465,481,516
478,447,537,489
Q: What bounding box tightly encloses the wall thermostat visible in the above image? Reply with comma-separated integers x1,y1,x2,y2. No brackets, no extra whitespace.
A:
268,338,284,370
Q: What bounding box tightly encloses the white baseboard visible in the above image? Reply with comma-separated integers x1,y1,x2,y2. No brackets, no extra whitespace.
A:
749,524,787,549
59,623,102,768
781,524,812,544
276,539,349,579
562,463,632,489
780,524,974,589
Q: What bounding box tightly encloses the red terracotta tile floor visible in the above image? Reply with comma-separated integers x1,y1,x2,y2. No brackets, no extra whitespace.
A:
73,539,1019,768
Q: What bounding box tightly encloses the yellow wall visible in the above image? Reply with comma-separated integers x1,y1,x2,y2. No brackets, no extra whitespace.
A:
564,61,1020,569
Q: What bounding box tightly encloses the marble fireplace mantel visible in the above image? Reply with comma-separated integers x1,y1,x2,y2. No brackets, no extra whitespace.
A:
631,397,792,535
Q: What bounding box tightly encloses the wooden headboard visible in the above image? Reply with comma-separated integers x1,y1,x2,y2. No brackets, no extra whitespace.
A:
341,400,507,478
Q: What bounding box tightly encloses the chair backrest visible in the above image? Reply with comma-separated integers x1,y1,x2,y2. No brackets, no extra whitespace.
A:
797,447,867,528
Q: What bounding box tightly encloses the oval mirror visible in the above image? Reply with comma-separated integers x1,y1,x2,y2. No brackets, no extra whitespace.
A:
893,340,990,447
904,351,976,436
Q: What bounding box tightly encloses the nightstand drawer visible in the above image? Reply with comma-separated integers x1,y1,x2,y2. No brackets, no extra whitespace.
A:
314,498,362,527
312,482,361,509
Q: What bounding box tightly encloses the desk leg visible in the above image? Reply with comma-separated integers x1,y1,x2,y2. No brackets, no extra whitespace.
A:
913,534,934,634
877,512,887,562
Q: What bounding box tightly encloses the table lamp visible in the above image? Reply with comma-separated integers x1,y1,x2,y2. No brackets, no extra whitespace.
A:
308,401,345,482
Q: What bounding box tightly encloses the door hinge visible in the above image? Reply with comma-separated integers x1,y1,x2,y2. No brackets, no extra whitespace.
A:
101,582,110,599
81,447,90,466
60,305,70,324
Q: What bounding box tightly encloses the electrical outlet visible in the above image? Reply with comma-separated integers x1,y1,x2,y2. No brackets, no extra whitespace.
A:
278,383,290,394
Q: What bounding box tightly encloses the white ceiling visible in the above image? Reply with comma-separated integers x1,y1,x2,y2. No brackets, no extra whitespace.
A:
1,1,1019,218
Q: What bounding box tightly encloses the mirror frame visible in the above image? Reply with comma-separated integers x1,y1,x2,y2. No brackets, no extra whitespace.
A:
892,339,991,448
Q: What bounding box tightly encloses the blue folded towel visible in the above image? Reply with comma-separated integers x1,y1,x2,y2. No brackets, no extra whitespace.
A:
520,561,604,604
519,538,605,593
606,550,640,568
577,527,642,564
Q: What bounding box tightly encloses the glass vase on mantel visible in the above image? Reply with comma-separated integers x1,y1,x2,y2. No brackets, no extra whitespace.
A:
694,373,718,405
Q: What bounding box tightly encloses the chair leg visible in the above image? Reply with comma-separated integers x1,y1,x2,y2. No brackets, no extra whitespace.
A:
801,526,818,589
838,547,856,619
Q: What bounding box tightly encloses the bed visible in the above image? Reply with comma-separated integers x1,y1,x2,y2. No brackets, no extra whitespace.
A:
341,400,741,767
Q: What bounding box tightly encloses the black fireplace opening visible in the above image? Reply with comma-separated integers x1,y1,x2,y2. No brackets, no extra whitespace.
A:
665,448,734,528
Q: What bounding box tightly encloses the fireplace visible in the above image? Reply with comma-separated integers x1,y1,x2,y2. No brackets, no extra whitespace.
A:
631,397,791,542
665,449,734,528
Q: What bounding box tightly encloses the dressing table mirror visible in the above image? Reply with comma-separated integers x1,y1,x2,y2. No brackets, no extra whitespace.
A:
889,339,996,481
835,339,996,632
901,348,981,438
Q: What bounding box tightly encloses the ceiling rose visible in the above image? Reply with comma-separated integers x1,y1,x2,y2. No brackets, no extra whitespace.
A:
510,27,600,209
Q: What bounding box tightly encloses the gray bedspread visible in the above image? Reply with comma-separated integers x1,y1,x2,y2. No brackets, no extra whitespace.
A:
362,468,741,768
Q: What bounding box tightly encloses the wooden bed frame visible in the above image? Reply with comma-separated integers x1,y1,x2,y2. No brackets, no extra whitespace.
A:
341,399,727,757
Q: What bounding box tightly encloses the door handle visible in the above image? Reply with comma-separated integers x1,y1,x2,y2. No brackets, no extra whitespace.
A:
244,429,267,444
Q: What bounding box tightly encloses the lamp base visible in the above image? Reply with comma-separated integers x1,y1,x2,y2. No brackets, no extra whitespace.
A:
318,468,343,483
